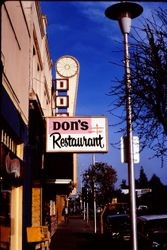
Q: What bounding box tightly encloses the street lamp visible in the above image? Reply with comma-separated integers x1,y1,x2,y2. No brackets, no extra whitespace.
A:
84,170,97,233
92,154,97,234
92,176,97,234
105,2,143,250
85,172,90,224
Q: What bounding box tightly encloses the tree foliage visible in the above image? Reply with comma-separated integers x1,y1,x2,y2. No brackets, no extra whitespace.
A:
82,162,117,206
120,166,167,213
136,166,149,188
120,166,163,190
108,8,167,160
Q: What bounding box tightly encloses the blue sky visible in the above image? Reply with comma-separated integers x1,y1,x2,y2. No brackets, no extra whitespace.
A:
40,1,167,188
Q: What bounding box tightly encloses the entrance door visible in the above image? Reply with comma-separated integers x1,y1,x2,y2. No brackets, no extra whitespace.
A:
0,190,11,250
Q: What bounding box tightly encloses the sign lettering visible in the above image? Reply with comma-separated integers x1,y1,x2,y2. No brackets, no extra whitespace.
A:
46,117,108,153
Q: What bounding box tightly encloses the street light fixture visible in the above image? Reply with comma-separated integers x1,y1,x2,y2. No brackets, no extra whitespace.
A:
105,2,143,250
84,169,97,233
92,176,97,234
85,172,90,224
92,154,97,234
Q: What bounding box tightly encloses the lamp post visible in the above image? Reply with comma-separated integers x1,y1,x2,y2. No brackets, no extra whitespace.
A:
85,172,90,224
105,2,143,250
92,154,97,234
86,187,89,223
92,177,97,234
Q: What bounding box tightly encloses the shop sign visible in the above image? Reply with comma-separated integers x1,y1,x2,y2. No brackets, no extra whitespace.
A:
46,116,108,153
0,143,23,187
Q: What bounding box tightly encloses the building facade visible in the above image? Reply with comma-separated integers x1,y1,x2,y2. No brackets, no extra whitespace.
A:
1,1,30,249
1,1,52,249
1,1,79,249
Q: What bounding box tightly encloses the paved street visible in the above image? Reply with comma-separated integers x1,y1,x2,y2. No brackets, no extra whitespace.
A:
49,216,131,250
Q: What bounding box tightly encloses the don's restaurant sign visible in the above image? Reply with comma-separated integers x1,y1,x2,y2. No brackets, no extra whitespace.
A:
46,116,108,153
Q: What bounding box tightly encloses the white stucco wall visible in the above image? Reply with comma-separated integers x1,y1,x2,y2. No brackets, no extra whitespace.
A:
2,1,30,124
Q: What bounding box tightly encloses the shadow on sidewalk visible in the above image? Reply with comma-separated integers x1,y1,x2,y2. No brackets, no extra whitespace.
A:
49,215,132,250
49,216,101,250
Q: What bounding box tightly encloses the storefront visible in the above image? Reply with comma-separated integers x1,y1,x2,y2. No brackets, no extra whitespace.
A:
0,142,24,249
0,85,28,250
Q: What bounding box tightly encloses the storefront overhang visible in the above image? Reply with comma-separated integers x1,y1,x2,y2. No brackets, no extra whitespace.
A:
44,153,73,180
1,85,28,143
43,153,74,196
46,179,72,184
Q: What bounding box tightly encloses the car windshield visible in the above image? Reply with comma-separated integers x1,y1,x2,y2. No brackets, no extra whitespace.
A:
106,215,130,229
147,219,167,233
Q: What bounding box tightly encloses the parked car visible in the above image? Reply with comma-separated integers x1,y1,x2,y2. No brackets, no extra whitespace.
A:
104,214,131,241
137,214,167,249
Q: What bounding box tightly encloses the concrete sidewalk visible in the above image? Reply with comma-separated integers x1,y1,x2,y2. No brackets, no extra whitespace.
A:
49,215,132,250
49,216,100,250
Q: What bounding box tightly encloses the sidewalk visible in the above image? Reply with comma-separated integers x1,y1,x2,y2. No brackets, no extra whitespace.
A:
49,215,131,250
49,215,100,250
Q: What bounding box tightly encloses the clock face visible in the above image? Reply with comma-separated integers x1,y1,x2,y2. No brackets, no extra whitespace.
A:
56,56,79,78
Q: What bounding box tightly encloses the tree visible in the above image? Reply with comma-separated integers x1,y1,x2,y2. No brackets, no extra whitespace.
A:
136,173,167,213
120,179,128,189
108,8,167,161
136,166,149,188
149,174,164,191
148,174,166,213
82,162,117,206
